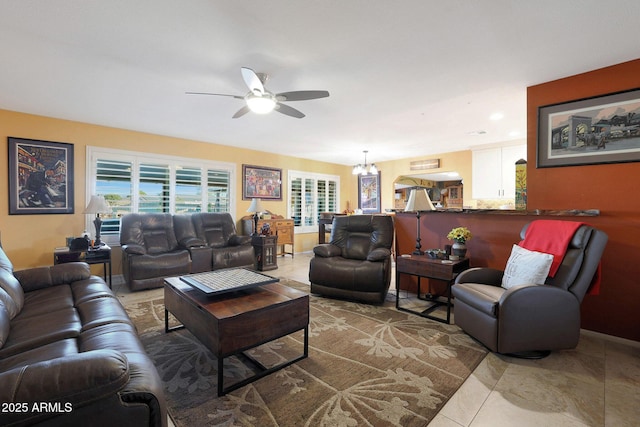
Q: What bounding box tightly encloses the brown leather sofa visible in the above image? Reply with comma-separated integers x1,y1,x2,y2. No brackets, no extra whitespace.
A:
309,215,395,303
0,244,166,427
121,213,254,291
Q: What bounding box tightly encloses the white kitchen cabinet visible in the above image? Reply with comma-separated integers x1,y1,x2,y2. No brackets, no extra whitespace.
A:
472,144,526,199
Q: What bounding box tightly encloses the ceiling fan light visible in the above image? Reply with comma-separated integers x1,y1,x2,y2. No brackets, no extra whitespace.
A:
246,96,276,114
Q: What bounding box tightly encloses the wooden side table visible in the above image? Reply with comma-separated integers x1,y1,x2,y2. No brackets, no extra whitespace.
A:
54,245,112,288
395,255,469,324
251,235,278,271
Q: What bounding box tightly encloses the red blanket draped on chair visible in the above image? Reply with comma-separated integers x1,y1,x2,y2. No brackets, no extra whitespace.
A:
519,220,601,295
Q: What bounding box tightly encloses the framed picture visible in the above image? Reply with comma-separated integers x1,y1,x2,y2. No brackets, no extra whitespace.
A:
242,164,282,200
8,137,74,215
538,88,640,168
358,173,381,213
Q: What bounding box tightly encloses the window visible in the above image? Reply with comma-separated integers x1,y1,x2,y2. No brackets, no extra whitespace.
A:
87,147,235,245
288,170,340,233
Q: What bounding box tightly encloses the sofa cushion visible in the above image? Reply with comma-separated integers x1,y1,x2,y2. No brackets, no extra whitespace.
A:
0,338,78,372
77,297,133,331
19,285,74,319
0,307,81,358
501,244,554,289
144,233,171,254
79,322,146,354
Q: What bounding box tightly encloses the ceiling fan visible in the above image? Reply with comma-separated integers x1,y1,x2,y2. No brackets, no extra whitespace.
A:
186,67,329,119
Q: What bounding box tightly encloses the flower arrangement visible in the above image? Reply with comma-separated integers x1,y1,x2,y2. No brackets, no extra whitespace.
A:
447,226,472,244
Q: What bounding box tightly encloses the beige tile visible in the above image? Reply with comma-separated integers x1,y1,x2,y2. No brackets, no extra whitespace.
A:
604,341,640,427
438,353,508,426
470,391,591,427
428,413,465,427
490,352,605,426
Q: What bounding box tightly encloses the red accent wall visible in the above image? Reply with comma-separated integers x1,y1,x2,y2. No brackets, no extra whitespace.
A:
396,59,640,342
526,58,640,341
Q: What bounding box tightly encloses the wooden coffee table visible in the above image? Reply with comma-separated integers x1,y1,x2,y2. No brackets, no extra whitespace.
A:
164,275,309,396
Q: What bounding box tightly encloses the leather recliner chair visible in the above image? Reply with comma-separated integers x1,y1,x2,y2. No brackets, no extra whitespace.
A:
120,213,191,291
451,222,608,357
309,215,394,303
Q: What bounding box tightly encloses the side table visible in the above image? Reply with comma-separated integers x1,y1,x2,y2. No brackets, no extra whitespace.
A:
395,255,469,324
251,235,278,271
54,245,112,289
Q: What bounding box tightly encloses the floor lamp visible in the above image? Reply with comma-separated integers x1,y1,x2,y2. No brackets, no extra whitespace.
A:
404,188,435,255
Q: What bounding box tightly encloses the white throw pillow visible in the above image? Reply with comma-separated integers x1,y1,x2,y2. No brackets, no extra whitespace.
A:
501,245,554,289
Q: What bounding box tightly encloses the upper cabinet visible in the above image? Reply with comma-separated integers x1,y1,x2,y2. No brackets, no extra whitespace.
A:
472,144,526,199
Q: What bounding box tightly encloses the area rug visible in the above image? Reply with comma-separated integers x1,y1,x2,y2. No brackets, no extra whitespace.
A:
124,279,487,426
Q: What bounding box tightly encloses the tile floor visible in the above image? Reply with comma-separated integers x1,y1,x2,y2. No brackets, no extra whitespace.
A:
115,252,640,427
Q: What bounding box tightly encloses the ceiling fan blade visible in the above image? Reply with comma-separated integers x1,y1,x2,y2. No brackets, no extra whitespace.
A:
185,92,244,99
275,103,305,118
276,90,330,102
232,105,251,119
241,67,264,95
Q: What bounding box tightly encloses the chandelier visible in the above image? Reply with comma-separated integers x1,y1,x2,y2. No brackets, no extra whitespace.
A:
352,150,378,175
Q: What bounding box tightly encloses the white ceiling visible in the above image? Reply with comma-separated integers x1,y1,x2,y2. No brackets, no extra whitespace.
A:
1,1,639,166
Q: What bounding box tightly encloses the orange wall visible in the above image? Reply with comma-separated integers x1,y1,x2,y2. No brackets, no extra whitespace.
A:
526,58,640,341
0,109,352,269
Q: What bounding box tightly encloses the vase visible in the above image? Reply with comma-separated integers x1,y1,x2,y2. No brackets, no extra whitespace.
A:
452,241,467,258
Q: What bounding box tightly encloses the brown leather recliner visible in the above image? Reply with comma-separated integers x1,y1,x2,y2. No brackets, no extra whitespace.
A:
309,215,395,303
451,222,608,357
174,213,255,273
120,213,191,291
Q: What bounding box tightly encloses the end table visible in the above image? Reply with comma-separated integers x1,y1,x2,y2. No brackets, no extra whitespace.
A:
252,235,278,271
54,245,112,288
395,255,469,324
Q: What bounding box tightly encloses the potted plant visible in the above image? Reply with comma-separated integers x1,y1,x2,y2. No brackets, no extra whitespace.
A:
447,226,472,257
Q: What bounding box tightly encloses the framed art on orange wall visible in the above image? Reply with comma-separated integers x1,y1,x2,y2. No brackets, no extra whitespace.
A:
8,137,75,215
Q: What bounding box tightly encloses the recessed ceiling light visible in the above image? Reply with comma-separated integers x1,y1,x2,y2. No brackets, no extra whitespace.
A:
489,112,504,121
466,130,487,135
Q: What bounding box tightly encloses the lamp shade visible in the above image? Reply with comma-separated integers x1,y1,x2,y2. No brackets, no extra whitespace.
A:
404,189,435,212
247,198,265,213
84,195,111,214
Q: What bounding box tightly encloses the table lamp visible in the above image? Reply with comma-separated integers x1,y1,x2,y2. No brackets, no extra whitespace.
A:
247,198,265,236
84,195,112,247
404,188,435,255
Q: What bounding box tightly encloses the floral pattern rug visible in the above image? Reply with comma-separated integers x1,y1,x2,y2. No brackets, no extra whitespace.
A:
124,279,487,426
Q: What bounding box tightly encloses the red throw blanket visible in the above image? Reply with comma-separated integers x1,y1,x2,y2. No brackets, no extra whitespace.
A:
519,220,601,295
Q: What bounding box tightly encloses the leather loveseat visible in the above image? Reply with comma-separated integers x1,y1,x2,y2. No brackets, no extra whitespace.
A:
121,213,254,291
173,213,255,273
0,244,166,427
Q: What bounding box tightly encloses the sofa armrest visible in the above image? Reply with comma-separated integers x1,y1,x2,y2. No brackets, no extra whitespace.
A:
455,267,504,286
179,237,207,248
229,235,251,246
0,350,129,426
14,262,92,292
313,244,342,258
121,243,146,255
367,247,391,262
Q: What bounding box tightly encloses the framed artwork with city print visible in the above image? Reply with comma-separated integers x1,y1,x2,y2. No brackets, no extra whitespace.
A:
8,137,75,215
